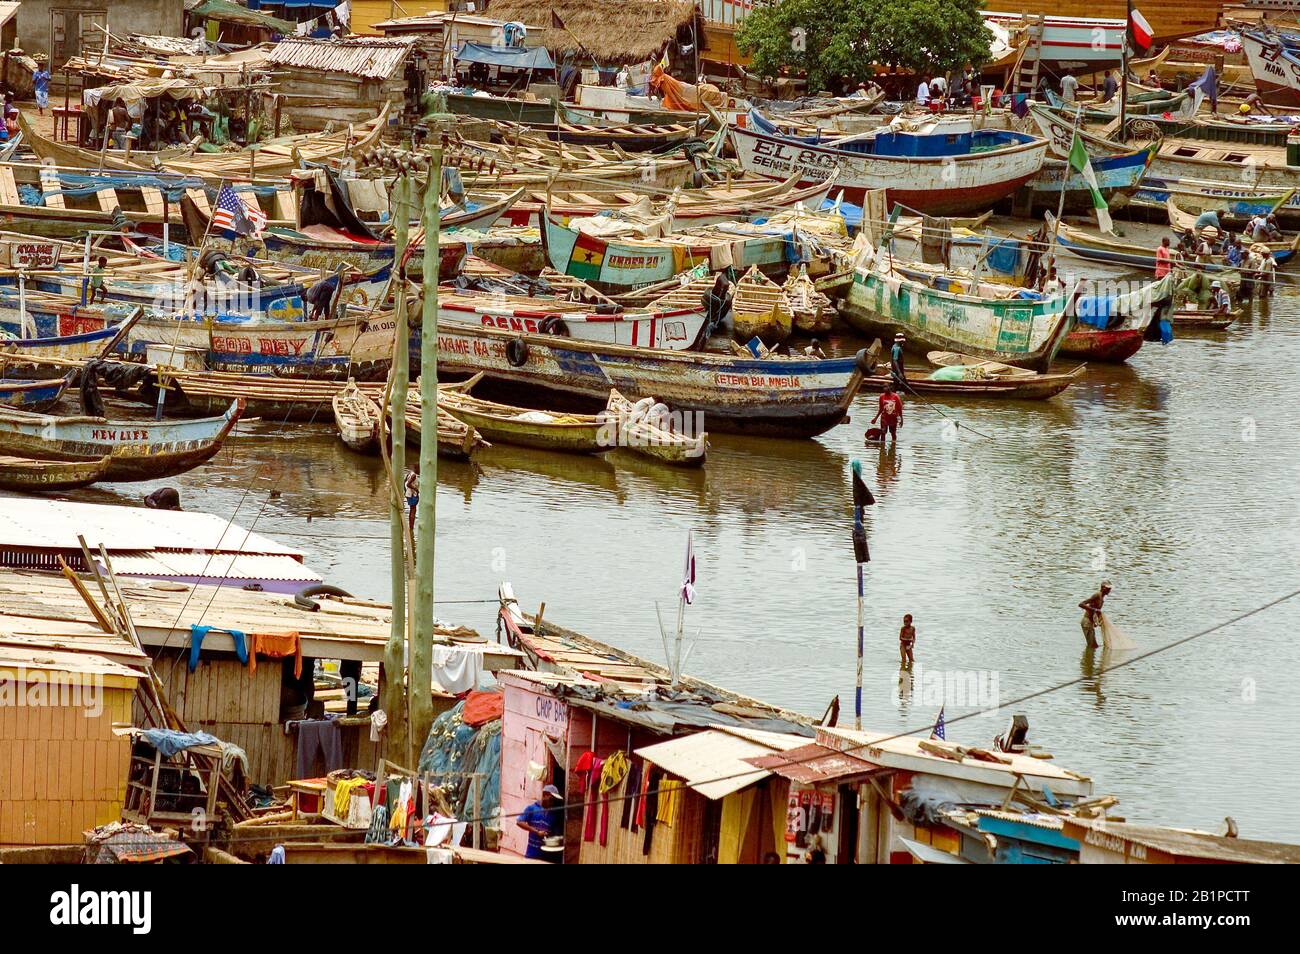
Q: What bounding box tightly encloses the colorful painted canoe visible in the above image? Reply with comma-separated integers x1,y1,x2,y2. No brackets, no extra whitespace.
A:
1046,212,1300,271
434,323,869,438
438,292,708,351
1020,145,1157,212
0,400,243,481
0,326,121,363
1242,31,1300,108
0,455,111,492
840,266,1076,372
0,376,69,411
1135,178,1299,220
730,111,1049,214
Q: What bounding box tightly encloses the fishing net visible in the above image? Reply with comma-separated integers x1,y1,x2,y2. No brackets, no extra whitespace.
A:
1098,612,1137,651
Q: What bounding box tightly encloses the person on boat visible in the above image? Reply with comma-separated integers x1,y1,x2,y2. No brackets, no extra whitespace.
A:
804,338,827,360
404,469,420,537
1212,280,1232,315
1176,228,1197,260
702,273,734,338
1059,71,1079,104
898,614,916,666
1154,237,1174,279
1146,70,1162,89
1251,244,1276,298
89,257,108,303
1078,581,1111,649
32,55,51,116
1225,236,1245,269
916,77,930,107
1194,209,1221,232
1100,71,1118,104
873,383,904,444
1248,213,1281,243
516,784,563,862
304,273,342,320
1040,266,1064,297
889,333,906,385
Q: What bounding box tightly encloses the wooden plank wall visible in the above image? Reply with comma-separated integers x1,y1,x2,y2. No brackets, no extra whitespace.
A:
276,73,404,132
0,688,134,845
990,2,1221,42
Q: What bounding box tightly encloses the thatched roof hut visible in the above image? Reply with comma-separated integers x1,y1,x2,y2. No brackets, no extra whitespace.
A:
484,0,698,66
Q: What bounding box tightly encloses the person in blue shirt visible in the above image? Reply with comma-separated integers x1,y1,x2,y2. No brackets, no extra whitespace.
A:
517,784,563,861
32,55,51,115
1225,236,1244,268
890,333,907,386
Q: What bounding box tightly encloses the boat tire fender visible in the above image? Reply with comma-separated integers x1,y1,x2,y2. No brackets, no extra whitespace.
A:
295,583,354,612
539,315,569,337
506,336,530,366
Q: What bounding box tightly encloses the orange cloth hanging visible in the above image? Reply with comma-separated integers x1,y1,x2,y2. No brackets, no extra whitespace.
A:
249,631,302,678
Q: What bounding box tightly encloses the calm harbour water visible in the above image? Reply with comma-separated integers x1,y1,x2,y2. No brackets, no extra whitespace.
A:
32,220,1300,842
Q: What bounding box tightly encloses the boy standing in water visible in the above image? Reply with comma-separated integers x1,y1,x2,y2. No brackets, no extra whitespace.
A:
1078,581,1111,649
899,614,916,666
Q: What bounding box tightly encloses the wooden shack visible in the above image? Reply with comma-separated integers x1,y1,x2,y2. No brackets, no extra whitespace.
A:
0,567,523,789
0,639,147,846
265,36,416,131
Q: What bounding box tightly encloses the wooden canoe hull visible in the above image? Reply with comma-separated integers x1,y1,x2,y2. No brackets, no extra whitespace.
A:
1059,327,1146,362
0,377,69,412
0,455,111,491
0,401,243,481
433,323,866,439
840,269,1073,373
441,400,610,454
861,371,1078,400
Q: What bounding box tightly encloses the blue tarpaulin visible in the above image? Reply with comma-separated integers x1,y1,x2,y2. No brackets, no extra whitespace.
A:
455,42,555,72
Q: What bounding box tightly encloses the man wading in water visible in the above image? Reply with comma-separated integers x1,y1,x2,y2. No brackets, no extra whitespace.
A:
899,614,916,666
1078,581,1111,649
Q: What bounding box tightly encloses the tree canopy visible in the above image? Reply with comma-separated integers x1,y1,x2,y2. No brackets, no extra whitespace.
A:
736,0,993,93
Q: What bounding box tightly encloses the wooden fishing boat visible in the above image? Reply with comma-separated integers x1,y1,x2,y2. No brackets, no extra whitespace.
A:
1166,194,1295,231
19,105,390,179
0,326,124,365
927,351,1037,378
433,322,870,439
496,117,706,153
730,110,1050,213
0,400,243,481
1170,306,1242,330
396,386,488,461
732,266,794,344
256,227,468,278
783,267,834,334
332,380,381,453
539,207,796,288
606,389,707,467
1241,30,1300,107
444,93,556,125
0,376,70,411
840,264,1076,372
439,375,611,454
153,369,381,421
862,366,1082,400
500,174,835,230
0,455,112,492
1018,144,1157,213
1135,176,1300,223
1045,212,1300,270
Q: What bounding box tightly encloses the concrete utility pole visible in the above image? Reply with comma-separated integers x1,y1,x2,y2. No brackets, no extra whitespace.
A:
380,174,412,762
410,148,444,756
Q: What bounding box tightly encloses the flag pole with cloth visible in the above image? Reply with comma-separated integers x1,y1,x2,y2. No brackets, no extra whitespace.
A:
660,529,698,687
930,705,946,740
1067,127,1113,234
851,460,875,730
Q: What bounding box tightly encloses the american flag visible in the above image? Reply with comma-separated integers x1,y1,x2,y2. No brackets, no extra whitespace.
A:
211,185,267,236
930,706,946,741
680,530,696,605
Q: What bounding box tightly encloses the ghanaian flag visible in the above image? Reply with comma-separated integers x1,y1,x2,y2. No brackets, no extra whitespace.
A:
569,231,607,281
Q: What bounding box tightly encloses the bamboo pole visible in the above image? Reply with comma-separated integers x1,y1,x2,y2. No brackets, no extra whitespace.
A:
410,147,442,762
379,174,412,763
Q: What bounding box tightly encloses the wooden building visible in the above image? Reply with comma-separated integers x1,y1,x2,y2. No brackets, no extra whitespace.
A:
264,36,416,130
484,0,699,70
1061,819,1300,864
983,3,1222,44
0,639,147,846
0,567,522,790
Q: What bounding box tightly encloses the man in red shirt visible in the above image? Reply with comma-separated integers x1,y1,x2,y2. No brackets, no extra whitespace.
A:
872,383,904,443
1154,236,1173,278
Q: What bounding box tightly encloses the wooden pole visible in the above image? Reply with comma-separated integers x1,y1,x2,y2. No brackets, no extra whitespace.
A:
410,147,442,761
380,174,413,763
1119,0,1131,143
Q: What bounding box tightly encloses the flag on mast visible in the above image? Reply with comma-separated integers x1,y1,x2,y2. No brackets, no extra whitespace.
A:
1129,9,1154,52
931,706,946,740
681,530,696,604
1067,132,1113,233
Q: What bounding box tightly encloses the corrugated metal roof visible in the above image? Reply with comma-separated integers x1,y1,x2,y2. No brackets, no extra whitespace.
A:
745,743,879,785
266,37,416,79
104,552,320,583
0,500,303,559
635,728,806,801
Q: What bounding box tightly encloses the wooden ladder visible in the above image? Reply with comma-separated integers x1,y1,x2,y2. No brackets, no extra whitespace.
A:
1011,15,1047,97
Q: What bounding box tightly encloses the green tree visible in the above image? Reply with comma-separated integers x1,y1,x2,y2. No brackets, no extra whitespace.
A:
737,0,992,93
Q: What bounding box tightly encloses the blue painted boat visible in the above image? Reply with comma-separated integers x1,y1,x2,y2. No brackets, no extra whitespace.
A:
1045,212,1300,271
0,326,120,361
1021,144,1157,213
0,376,69,411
